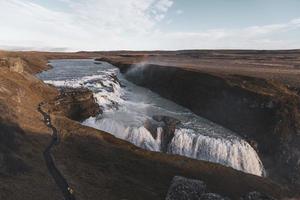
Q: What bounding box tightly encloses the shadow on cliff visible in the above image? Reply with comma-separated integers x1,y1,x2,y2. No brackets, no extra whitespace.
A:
123,63,300,192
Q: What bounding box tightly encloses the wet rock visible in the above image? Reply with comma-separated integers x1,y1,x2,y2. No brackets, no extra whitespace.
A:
241,191,276,200
152,115,181,152
109,74,121,85
84,79,105,87
152,115,181,125
144,118,164,138
165,176,206,200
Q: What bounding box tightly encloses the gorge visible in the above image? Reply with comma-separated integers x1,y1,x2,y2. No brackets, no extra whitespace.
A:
1,50,299,200
38,59,265,177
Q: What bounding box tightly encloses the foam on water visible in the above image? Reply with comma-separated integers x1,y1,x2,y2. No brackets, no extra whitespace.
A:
39,59,266,177
44,68,123,110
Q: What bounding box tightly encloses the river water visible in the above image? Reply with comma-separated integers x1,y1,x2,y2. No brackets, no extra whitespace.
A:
38,59,265,176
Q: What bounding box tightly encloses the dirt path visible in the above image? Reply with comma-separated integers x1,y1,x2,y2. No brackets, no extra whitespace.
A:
38,102,76,200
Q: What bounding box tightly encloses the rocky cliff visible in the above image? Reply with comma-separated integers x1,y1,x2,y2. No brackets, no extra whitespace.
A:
98,56,300,194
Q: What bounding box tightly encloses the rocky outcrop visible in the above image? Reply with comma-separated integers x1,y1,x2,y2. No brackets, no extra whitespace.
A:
166,176,206,200
241,191,276,200
144,115,180,152
153,115,180,152
46,87,102,122
0,57,25,73
200,193,228,200
166,176,278,200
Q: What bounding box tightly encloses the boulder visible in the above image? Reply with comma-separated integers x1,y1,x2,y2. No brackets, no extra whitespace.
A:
200,193,229,200
241,191,276,200
165,176,206,200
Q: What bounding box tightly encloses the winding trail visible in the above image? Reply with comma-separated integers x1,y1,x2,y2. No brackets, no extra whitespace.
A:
38,102,76,200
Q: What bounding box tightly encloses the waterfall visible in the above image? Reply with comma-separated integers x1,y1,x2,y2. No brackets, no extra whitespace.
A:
84,117,265,176
41,59,266,177
83,118,160,152
44,68,123,110
168,128,265,176
126,126,160,151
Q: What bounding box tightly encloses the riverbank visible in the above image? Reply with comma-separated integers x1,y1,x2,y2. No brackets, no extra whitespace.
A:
0,50,298,199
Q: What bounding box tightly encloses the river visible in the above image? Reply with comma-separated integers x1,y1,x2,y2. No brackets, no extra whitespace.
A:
38,59,265,176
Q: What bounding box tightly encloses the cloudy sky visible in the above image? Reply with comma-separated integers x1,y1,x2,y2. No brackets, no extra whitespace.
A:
0,0,300,51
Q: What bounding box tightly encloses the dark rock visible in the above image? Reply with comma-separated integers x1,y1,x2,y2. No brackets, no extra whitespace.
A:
152,115,181,125
49,87,102,121
84,79,105,87
241,191,276,200
200,193,229,200
165,176,206,200
151,115,181,152
143,118,164,138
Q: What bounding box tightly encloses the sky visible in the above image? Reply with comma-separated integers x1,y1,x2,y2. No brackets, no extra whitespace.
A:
0,0,300,51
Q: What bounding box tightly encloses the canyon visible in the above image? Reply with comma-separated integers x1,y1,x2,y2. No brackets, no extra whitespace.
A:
97,50,300,190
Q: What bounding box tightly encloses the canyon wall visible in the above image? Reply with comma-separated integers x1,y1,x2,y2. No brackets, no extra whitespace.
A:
103,60,300,190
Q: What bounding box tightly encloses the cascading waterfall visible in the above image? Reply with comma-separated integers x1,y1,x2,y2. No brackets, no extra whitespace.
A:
38,59,265,177
44,68,124,110
168,128,265,176
83,118,160,152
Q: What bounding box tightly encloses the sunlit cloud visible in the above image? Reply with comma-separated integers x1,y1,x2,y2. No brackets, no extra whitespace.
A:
0,0,299,51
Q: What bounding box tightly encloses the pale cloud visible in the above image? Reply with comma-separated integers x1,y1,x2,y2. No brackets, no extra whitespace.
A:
0,0,174,50
0,0,299,51
155,0,173,12
141,18,300,50
175,9,183,15
290,18,300,26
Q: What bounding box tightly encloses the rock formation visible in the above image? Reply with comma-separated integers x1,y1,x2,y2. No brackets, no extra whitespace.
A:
46,87,102,121
144,115,181,152
165,176,206,200
166,176,277,200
